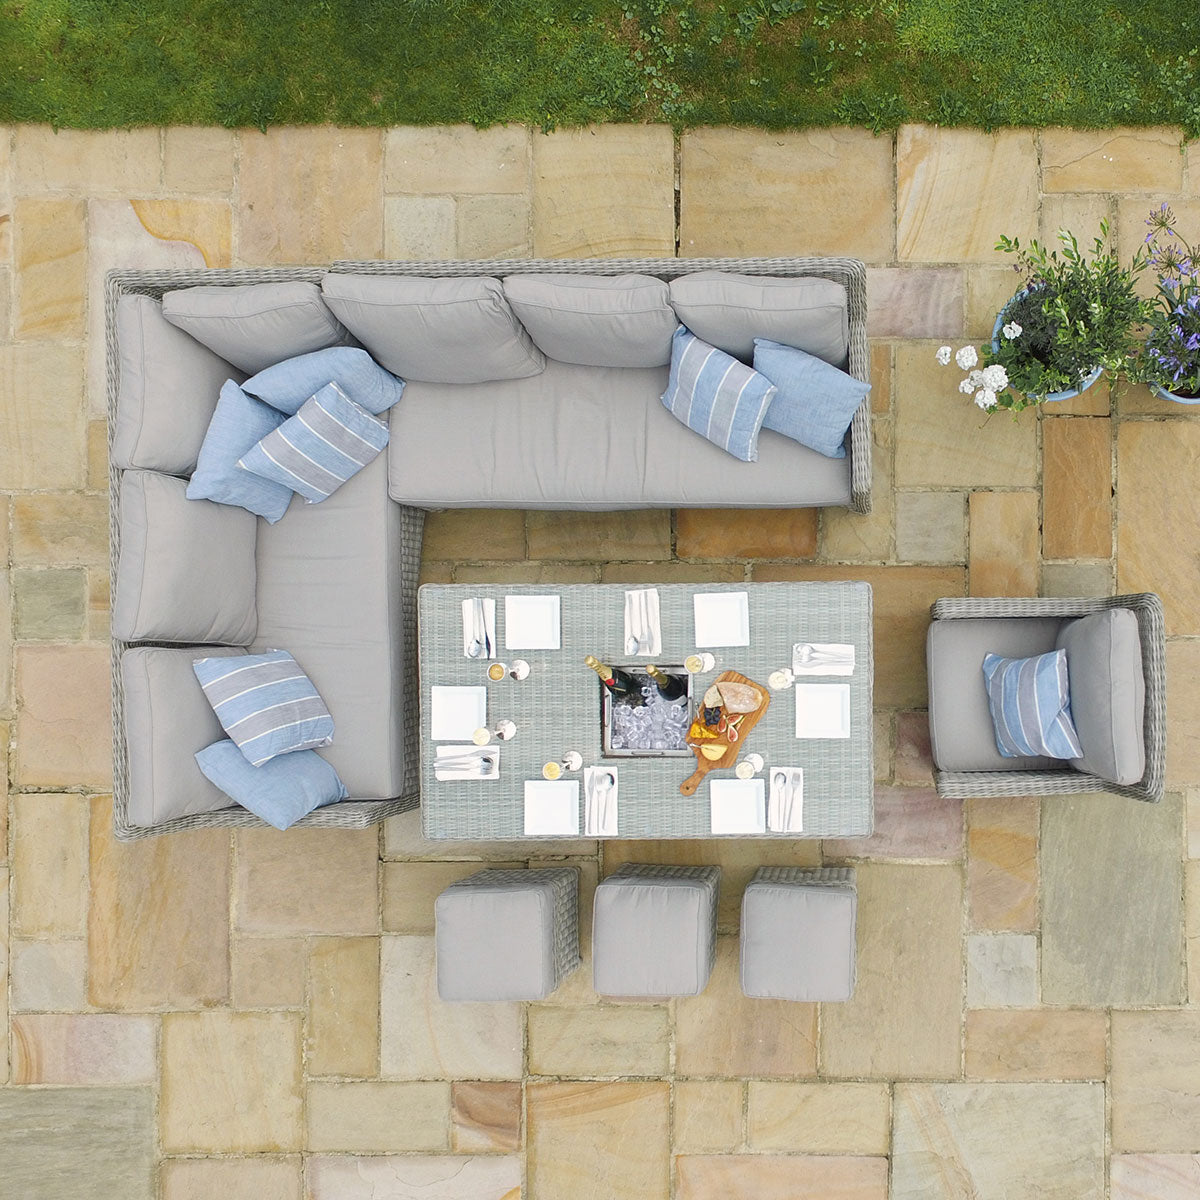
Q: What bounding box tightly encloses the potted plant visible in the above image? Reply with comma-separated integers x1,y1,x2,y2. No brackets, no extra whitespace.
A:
936,221,1149,412
1135,203,1200,404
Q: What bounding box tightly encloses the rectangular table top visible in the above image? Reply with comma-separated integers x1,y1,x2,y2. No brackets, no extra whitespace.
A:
418,581,874,840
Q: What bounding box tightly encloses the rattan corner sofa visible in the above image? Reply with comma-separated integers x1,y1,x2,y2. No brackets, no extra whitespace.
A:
106,257,871,839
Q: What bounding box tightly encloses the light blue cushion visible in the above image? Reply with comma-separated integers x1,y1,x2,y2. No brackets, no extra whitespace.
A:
752,338,871,459
982,648,1083,760
195,739,347,829
193,648,334,766
186,380,293,523
660,327,777,462
238,382,389,504
241,347,406,416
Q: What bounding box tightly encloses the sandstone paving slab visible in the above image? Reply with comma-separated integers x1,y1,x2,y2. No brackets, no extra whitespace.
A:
89,796,231,1009
451,1081,522,1153
966,933,1038,1007
895,344,1037,488
894,712,934,786
897,127,1038,263
11,125,161,193
1111,1154,1200,1200
870,342,891,413
1112,1010,1200,1151
895,491,967,564
1042,126,1184,192
457,193,531,259
747,1082,890,1154
1043,417,1112,559
383,193,455,259
1168,641,1200,789
675,1154,888,1200
676,508,818,560
821,420,895,563
237,127,383,264
308,1154,521,1200
965,1009,1107,1081
892,1082,1104,1199
0,868,7,1082
824,784,963,861
12,1012,156,1084
1041,193,1113,248
1119,381,1200,416
161,1159,301,1200
675,937,817,1078
231,936,308,1008
532,125,673,259
162,127,237,193
11,493,109,566
161,1011,302,1153
965,265,1021,339
13,195,85,338
385,124,529,194
306,936,379,1078
526,509,670,561
10,938,87,1011
380,935,523,1079
1041,792,1184,1007
866,267,964,338
1041,561,1113,598
821,863,962,1079
967,796,1038,931
306,1081,449,1153
454,561,599,584
0,342,86,489
0,1085,154,1200
528,1003,670,1077
383,860,524,933
1187,860,1200,1001
13,566,86,638
11,792,89,936
1117,421,1200,634
680,127,893,261
968,490,1039,596
423,509,526,562
528,1080,669,1200
673,1080,744,1152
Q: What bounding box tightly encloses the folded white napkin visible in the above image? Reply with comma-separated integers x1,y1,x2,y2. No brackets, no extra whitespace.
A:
795,683,851,739
768,767,804,832
693,591,750,648
461,598,497,660
504,594,561,650
434,744,499,781
429,685,487,741
709,778,766,834
624,588,662,657
792,642,855,676
523,780,580,835
584,766,619,836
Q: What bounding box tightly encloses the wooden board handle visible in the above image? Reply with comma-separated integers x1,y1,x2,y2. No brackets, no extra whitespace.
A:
679,767,706,796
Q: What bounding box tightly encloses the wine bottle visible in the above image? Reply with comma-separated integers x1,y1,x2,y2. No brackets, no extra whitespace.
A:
584,654,637,697
645,663,686,701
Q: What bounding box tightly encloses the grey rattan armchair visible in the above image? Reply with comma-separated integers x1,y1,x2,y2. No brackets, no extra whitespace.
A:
926,594,1165,803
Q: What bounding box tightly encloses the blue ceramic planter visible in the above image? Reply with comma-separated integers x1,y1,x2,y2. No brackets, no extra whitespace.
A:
992,290,1104,404
1149,381,1200,406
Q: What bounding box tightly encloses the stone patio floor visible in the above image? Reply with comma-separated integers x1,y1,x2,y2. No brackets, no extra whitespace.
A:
2,122,1200,1199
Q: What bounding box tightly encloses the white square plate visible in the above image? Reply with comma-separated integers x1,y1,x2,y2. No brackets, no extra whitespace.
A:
523,780,580,835
429,685,487,741
693,591,751,648
794,682,851,739
504,594,562,650
709,778,766,834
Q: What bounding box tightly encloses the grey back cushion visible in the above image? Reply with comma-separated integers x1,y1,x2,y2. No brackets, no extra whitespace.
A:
503,273,679,367
321,273,545,384
121,645,247,827
114,471,257,646
112,294,246,476
669,271,849,364
161,282,354,374
1055,608,1146,786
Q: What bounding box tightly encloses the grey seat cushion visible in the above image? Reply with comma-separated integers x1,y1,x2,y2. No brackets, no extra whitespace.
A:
503,274,679,368
1056,608,1146,786
113,471,257,646
112,294,246,476
121,646,246,827
387,359,851,510
435,868,578,1001
669,272,849,365
927,616,1067,772
162,282,353,374
253,453,407,799
592,865,720,997
321,274,545,384
741,871,857,1001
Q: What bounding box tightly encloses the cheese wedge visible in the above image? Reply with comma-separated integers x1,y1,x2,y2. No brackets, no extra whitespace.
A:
716,681,759,713
699,743,726,761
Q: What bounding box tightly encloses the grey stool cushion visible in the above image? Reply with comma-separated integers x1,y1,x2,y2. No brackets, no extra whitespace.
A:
435,867,579,1002
592,864,720,997
926,616,1065,772
741,867,857,1001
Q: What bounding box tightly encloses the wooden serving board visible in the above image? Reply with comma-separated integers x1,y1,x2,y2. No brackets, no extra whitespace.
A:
680,670,771,796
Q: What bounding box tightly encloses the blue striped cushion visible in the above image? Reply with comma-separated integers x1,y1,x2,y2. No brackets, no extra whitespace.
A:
982,649,1083,760
661,327,777,462
193,649,334,766
237,382,389,503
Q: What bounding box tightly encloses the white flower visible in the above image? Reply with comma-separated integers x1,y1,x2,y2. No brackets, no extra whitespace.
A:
975,388,999,409
955,345,979,370
936,345,952,366
981,364,1009,391
1002,321,1023,340
967,369,984,389
959,378,976,395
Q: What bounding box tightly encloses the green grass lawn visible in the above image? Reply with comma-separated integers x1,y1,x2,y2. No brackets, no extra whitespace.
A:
1,0,1197,133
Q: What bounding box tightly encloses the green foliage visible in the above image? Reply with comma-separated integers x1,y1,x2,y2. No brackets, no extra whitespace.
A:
0,0,1196,130
984,223,1152,410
